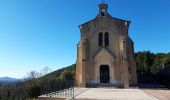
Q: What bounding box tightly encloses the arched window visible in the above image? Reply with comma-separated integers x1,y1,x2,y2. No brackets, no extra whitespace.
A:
98,32,103,46
105,32,109,46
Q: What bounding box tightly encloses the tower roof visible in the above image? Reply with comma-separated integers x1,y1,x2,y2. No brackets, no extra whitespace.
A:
98,3,108,11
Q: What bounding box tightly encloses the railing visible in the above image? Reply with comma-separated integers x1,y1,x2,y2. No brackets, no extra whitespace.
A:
39,81,121,99
40,87,74,99
39,80,75,99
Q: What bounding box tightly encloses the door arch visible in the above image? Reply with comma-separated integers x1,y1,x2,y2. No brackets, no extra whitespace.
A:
100,65,110,83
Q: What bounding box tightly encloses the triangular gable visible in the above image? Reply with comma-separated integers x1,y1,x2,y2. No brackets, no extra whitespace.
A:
93,48,116,60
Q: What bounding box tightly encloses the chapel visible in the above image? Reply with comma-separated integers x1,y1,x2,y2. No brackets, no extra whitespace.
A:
76,3,137,88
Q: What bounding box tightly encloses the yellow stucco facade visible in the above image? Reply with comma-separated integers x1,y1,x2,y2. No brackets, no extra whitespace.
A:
76,3,137,88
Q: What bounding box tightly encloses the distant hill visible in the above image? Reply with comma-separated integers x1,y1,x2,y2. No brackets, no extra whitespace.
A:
0,77,18,83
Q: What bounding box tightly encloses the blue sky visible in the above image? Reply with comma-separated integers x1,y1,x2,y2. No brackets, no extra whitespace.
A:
0,0,170,78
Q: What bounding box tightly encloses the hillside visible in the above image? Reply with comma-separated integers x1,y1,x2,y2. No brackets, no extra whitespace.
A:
0,64,76,100
45,64,76,79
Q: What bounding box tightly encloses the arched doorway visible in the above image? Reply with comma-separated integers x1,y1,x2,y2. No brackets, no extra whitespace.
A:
100,65,110,83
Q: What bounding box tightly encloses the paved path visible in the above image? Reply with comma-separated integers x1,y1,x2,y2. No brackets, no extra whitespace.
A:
39,88,170,100
143,89,170,100
73,88,160,100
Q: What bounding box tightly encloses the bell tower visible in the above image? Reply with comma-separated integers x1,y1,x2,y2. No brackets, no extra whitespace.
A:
98,3,108,16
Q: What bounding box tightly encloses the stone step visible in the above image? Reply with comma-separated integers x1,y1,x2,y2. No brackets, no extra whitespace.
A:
96,83,118,88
